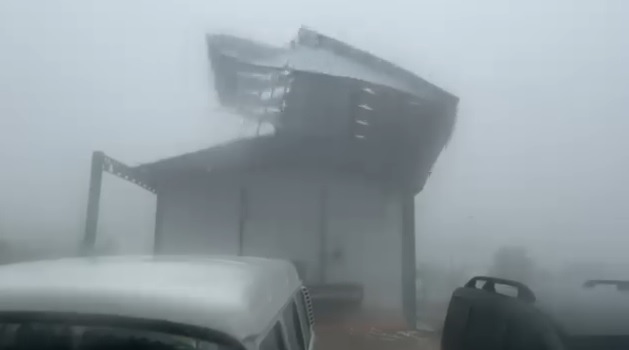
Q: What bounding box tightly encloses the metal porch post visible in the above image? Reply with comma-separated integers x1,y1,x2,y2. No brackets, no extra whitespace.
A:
402,192,417,328
81,151,105,256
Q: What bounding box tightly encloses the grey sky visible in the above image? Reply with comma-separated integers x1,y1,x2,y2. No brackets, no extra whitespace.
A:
0,0,628,268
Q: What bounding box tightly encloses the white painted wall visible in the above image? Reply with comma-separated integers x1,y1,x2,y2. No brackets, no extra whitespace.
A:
159,175,240,254
158,169,404,315
97,173,156,254
326,181,403,312
242,173,322,283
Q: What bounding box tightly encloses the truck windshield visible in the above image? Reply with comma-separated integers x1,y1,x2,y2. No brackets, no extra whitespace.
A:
0,315,237,350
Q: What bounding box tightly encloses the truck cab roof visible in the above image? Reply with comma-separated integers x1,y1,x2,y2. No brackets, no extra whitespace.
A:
0,255,302,341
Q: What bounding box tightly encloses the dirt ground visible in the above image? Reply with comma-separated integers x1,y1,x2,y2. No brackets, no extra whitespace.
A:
313,300,446,350
315,329,440,350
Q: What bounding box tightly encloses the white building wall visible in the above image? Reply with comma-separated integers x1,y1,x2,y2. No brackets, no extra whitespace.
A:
242,173,322,283
158,169,404,315
326,181,403,312
159,176,240,254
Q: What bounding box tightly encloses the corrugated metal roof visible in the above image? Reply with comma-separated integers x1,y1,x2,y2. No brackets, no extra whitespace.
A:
209,27,457,102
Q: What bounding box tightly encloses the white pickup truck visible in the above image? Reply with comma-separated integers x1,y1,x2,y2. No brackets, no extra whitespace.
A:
0,255,314,350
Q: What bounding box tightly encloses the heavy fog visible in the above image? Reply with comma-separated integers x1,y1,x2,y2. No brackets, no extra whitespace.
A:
1,0,628,278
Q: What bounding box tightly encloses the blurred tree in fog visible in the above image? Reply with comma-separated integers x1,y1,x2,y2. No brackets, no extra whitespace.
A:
489,246,535,283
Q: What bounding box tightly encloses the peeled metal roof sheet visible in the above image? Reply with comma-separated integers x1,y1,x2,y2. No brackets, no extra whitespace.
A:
208,27,457,103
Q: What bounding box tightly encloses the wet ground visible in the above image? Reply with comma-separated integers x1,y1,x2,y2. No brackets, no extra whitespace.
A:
313,301,446,350
315,329,440,350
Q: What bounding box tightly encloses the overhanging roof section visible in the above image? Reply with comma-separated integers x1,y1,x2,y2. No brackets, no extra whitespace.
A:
208,27,456,101
291,28,456,101
139,27,459,193
207,28,458,129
